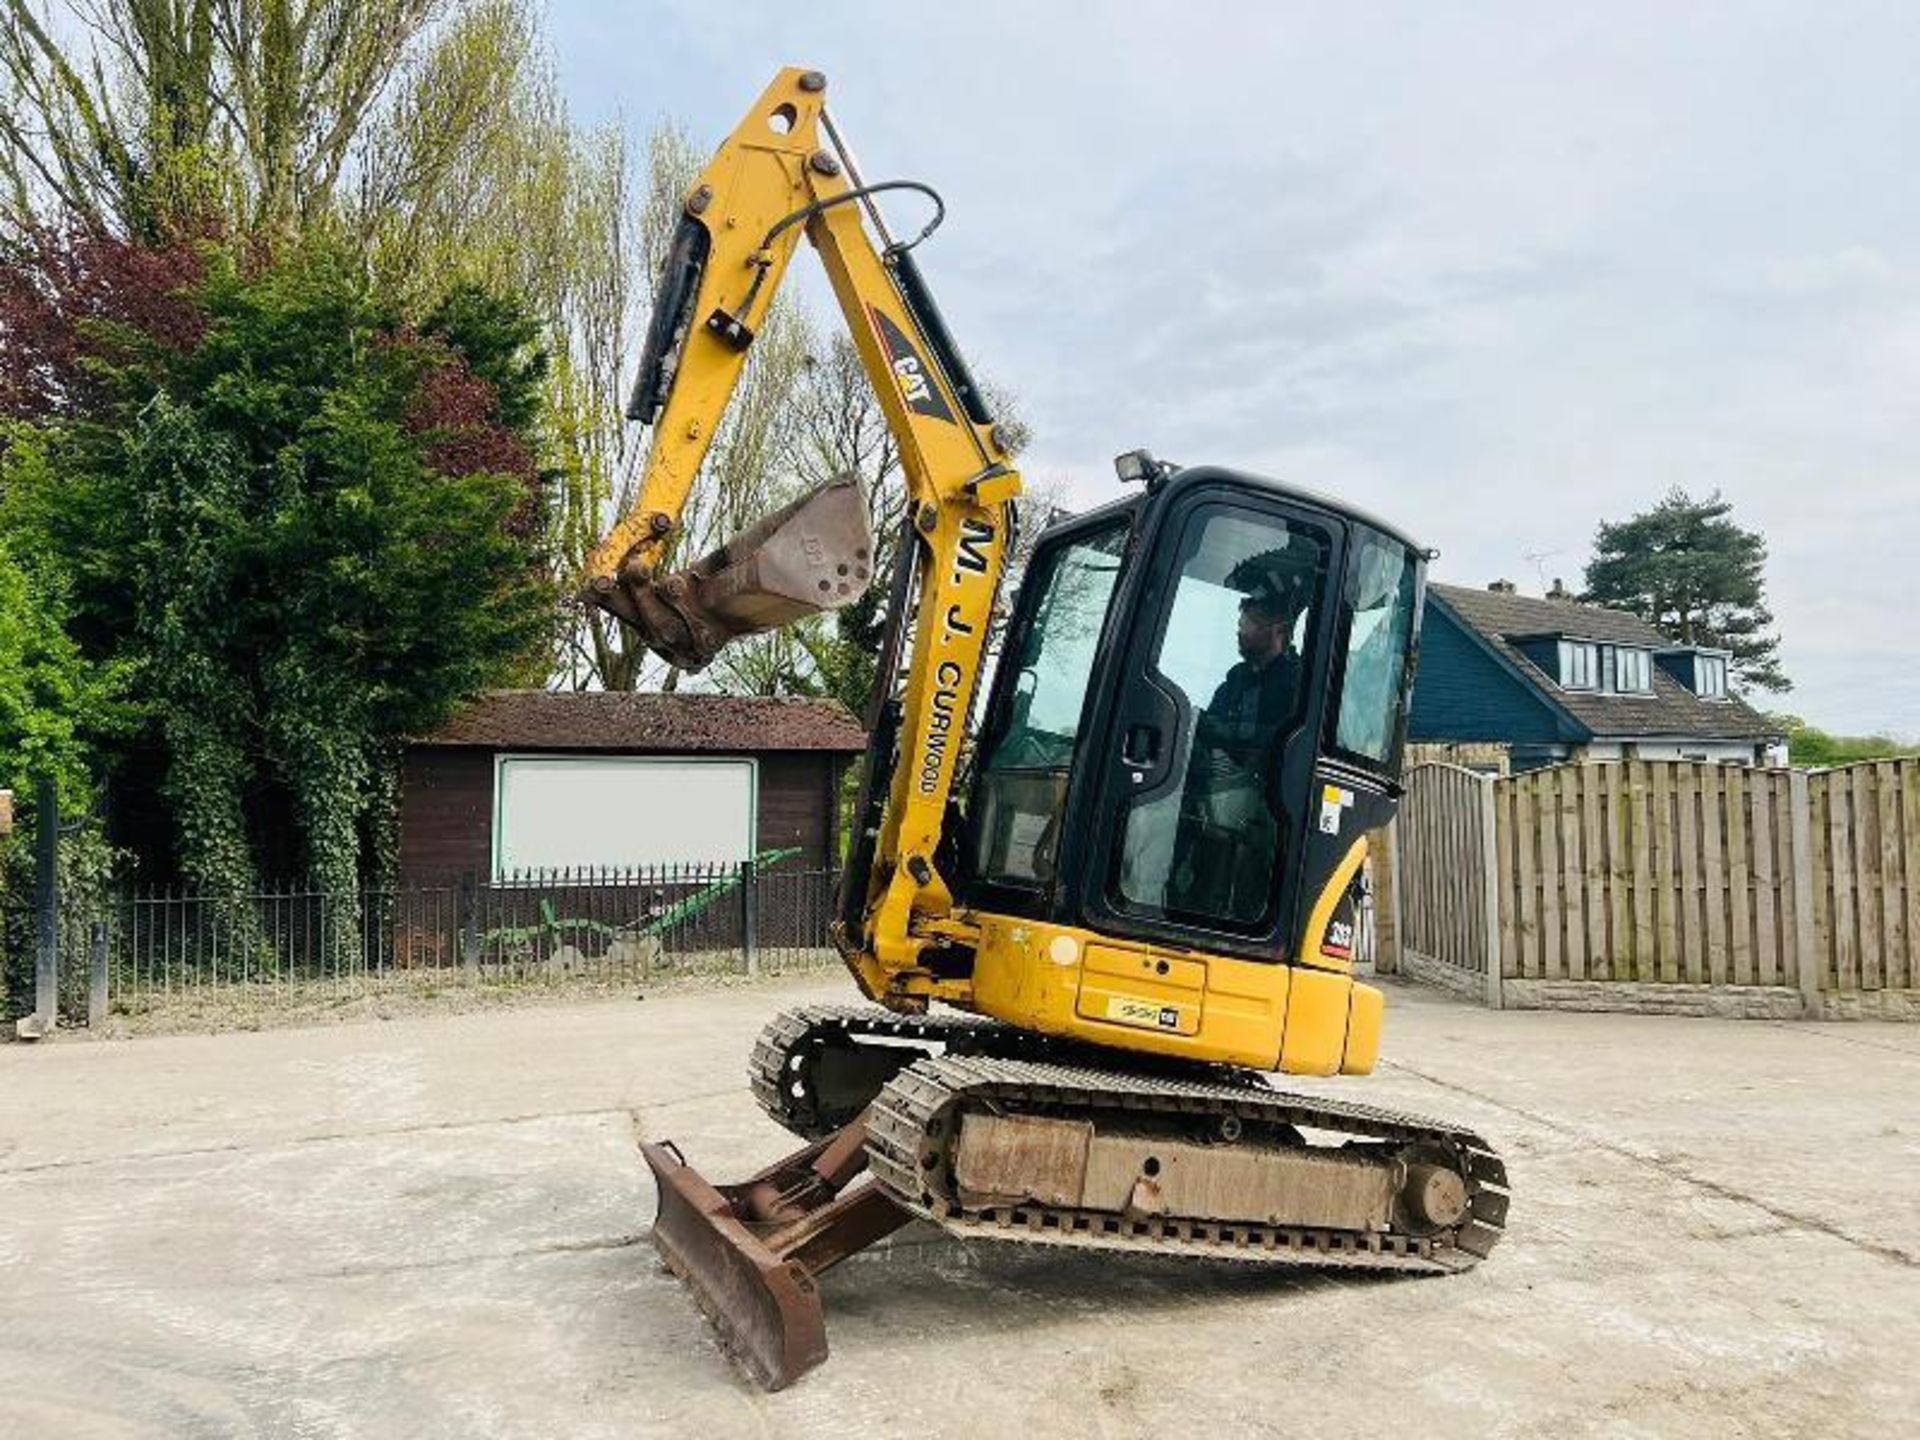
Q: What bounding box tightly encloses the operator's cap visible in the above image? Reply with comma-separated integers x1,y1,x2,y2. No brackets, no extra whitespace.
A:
1236,570,1294,618
1229,544,1314,620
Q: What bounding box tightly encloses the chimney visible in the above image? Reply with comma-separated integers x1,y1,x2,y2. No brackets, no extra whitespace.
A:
1547,577,1572,601
1487,578,1516,594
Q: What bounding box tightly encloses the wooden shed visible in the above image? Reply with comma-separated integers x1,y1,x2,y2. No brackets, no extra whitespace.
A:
397,691,866,885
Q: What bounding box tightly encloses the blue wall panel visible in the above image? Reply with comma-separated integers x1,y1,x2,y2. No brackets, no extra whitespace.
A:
1409,607,1568,744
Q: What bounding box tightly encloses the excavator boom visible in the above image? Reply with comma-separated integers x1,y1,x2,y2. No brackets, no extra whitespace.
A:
583,67,1020,1007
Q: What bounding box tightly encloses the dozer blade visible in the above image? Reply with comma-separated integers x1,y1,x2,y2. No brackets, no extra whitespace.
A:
645,1144,825,1390
643,1140,829,1390
596,472,873,672
641,1124,911,1391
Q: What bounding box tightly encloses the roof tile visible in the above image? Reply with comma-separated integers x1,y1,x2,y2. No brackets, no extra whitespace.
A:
417,690,868,753
1428,584,1783,743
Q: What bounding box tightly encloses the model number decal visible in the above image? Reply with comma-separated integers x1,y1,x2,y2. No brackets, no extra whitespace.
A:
1105,996,1183,1031
1321,918,1355,959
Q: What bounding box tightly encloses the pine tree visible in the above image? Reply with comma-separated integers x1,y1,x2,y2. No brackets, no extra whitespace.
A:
1582,488,1788,693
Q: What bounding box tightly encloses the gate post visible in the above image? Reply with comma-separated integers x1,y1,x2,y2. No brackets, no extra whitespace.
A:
88,920,109,1028
1478,774,1504,1010
19,774,59,1039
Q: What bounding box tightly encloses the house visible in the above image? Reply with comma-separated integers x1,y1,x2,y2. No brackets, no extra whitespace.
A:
1407,580,1786,773
397,690,867,884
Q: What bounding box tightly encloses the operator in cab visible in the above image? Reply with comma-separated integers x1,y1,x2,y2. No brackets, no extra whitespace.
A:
1170,557,1309,922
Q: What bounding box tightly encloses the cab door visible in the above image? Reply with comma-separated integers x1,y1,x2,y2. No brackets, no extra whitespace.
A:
961,508,1136,923
1076,485,1344,962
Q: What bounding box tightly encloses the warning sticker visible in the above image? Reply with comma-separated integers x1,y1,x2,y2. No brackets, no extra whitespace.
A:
1318,784,1354,835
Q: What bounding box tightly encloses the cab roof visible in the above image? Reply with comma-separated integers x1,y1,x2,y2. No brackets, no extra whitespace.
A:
1052,464,1429,558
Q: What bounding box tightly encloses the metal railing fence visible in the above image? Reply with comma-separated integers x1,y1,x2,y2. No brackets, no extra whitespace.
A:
6,860,843,1028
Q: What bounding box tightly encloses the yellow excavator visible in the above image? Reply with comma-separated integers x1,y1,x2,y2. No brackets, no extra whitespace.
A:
582,67,1508,1389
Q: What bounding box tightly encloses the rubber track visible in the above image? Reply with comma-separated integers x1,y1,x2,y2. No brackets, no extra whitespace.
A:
748,1003,1256,1140
749,1005,1508,1272
867,1054,1510,1273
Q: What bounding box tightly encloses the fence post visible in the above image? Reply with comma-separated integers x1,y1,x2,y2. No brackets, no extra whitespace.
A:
459,870,479,974
740,858,759,978
1477,775,1504,1010
1375,820,1401,975
87,919,108,1028
1788,768,1821,1017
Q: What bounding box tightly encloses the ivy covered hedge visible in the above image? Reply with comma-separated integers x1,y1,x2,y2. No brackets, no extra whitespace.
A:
0,229,558,905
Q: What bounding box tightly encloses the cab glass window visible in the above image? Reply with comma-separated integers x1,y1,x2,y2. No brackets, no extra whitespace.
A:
1332,530,1417,766
969,522,1128,888
1114,507,1331,930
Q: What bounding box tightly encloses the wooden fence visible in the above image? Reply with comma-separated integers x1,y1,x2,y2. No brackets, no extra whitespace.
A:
1394,762,1499,1004
1810,762,1918,997
1386,759,1920,1018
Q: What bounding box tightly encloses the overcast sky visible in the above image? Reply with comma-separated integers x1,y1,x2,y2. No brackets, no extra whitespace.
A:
551,2,1917,736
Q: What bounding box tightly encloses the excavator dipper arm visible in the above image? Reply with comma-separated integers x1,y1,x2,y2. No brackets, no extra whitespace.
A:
581,66,1022,1006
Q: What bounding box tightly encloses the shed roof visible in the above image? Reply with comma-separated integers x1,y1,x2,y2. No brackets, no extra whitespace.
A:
417,690,867,754
1427,584,1783,743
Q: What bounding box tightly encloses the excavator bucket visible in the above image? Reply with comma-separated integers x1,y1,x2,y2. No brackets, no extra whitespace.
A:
606,473,874,672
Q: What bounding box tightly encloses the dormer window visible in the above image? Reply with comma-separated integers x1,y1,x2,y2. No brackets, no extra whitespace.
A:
1513,630,1663,695
1654,647,1732,699
1558,639,1598,689
1604,645,1653,694
1696,653,1729,700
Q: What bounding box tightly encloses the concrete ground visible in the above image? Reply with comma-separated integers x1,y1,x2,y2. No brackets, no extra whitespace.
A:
1,977,1916,1439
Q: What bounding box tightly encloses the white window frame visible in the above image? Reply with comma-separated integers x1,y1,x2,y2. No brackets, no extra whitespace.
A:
1611,646,1653,694
1695,654,1729,700
1557,639,1598,690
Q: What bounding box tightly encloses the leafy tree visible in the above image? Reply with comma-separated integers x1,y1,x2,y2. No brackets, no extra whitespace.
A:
0,508,124,807
0,0,528,241
1763,713,1919,768
1582,488,1788,693
0,438,130,1013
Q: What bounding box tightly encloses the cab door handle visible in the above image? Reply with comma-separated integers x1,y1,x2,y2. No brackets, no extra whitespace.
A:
1121,723,1161,771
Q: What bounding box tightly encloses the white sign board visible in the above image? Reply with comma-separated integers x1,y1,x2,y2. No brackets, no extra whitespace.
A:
493,756,756,878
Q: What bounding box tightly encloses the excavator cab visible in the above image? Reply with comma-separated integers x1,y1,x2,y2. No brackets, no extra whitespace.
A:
959,462,1426,1068
968,462,1425,953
